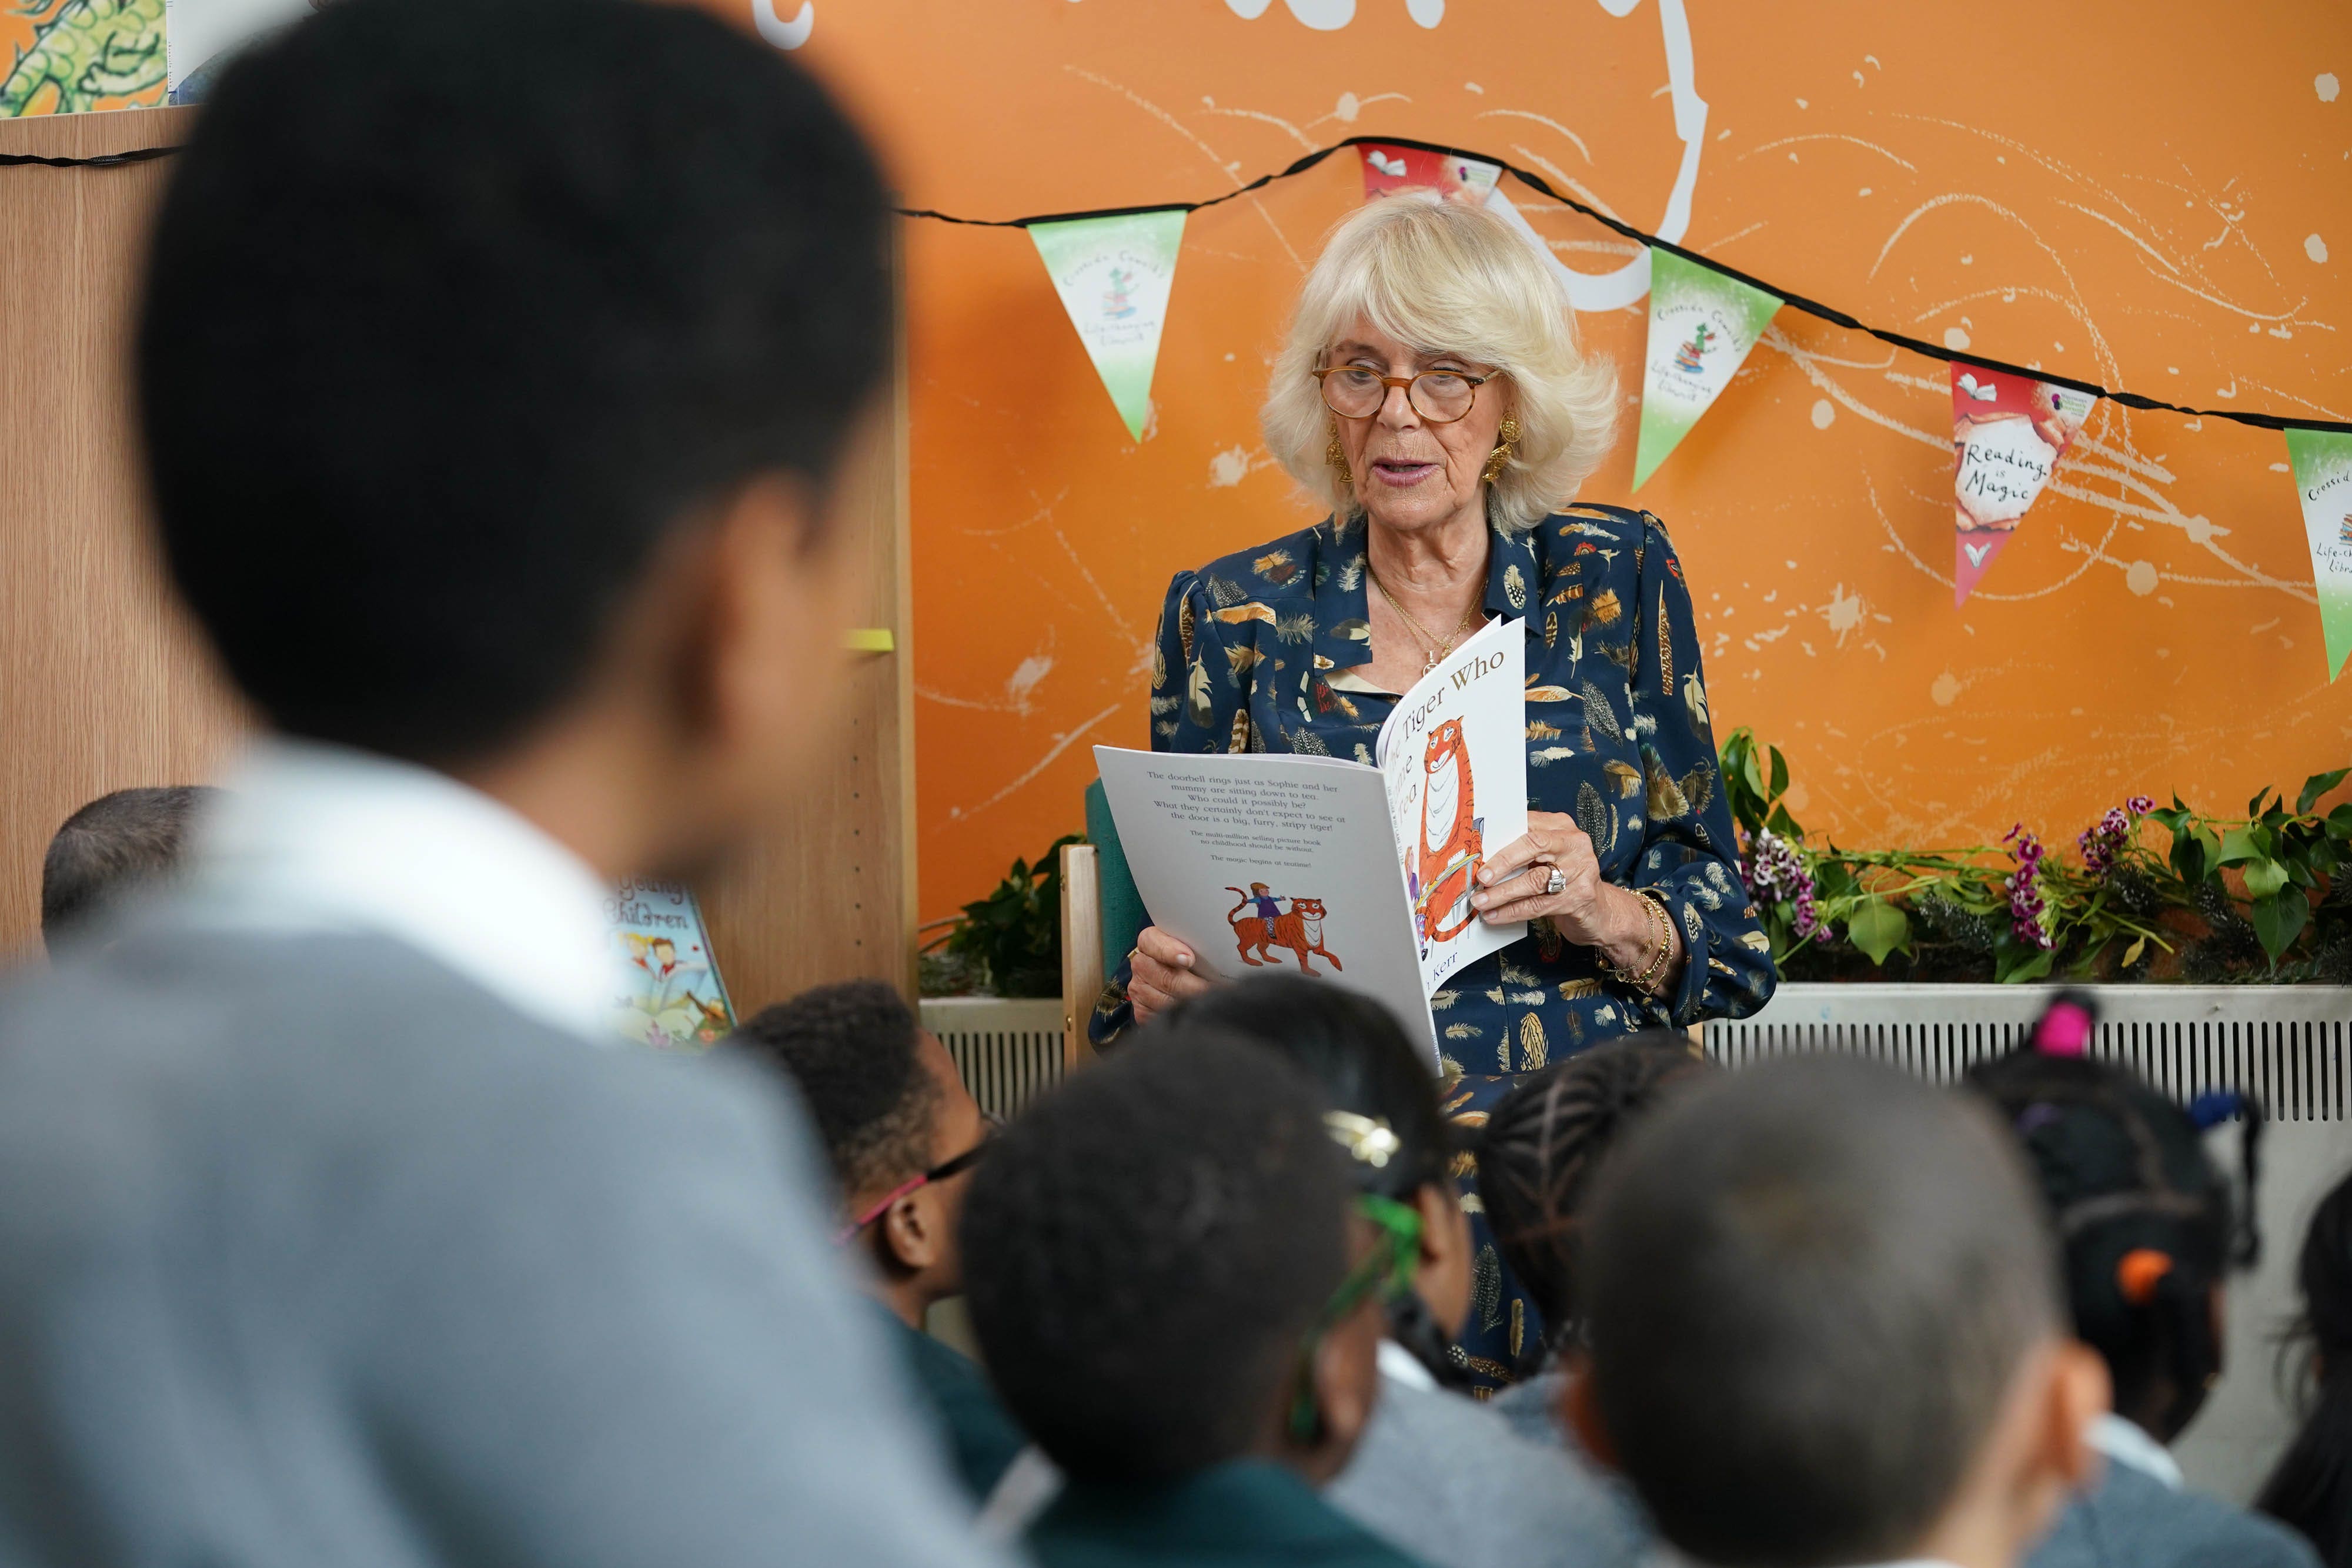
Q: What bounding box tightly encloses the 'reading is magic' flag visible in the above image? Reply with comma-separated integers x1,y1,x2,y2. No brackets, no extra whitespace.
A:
2287,426,2352,682
1632,249,1782,489
1030,208,1187,443
1950,363,2096,606
1358,142,1502,203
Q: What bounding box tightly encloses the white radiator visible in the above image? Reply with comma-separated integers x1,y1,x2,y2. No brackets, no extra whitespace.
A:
1710,984,2352,1122
920,997,1066,1119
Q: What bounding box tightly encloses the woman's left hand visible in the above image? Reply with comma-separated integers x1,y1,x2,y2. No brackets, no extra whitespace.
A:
1470,811,1612,942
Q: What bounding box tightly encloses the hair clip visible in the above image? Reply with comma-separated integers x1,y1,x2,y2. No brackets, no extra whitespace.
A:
2117,1248,2174,1306
1324,1111,1402,1169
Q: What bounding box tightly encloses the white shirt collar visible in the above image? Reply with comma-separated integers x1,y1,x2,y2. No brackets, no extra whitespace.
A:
2088,1412,2183,1490
1377,1338,1440,1392
184,738,617,1041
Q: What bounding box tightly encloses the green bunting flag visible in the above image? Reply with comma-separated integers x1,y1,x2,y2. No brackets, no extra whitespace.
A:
2288,427,2352,683
1632,249,1782,490
1030,209,1188,442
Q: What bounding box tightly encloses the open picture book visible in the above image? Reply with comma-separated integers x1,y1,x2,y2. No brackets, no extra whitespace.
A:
1094,615,1528,1064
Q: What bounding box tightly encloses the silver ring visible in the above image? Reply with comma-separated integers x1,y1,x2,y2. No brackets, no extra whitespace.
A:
1543,866,1567,897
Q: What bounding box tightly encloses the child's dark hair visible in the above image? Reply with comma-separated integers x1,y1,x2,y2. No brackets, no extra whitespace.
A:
730,982,936,1198
1474,1031,1709,1371
959,1028,1352,1484
138,0,890,761
1165,975,1463,1388
1583,1055,2062,1568
1965,1031,2259,1442
41,786,221,952
2257,1170,2352,1564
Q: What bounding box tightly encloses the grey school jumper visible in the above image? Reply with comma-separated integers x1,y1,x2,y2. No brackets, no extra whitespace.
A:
0,923,1004,1568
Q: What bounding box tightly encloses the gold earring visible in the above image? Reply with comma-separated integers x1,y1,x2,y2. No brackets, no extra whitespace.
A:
1484,416,1521,485
1326,423,1354,487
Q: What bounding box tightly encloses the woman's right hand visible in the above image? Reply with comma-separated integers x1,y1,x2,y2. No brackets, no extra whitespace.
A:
1129,925,1214,1024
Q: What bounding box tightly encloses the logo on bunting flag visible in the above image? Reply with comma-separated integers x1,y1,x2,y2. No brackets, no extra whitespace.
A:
1030,209,1188,442
1358,142,1502,203
2287,427,2352,682
1632,249,1782,490
1950,363,2096,606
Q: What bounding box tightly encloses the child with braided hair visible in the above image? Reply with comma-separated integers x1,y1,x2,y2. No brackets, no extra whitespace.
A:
1167,975,1642,1568
1966,998,2314,1568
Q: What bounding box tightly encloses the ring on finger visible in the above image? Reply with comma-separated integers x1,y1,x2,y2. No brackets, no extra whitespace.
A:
1543,864,1567,897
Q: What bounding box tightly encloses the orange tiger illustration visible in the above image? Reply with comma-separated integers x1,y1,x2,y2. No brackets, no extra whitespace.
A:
1225,887,1344,975
1415,718,1485,946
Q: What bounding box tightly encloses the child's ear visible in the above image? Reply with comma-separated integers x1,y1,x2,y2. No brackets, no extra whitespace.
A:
880,1192,940,1275
1562,1361,1620,1470
1291,1302,1384,1483
2043,1339,2112,1490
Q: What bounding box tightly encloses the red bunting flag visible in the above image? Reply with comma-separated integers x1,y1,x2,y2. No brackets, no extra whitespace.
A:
1358,142,1501,205
1950,363,2096,606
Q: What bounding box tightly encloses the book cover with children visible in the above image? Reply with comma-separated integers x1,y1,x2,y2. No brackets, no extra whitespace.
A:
607,878,735,1050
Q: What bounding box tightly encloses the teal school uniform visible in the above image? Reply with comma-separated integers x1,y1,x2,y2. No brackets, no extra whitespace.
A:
886,1312,1027,1500
1027,1458,1428,1567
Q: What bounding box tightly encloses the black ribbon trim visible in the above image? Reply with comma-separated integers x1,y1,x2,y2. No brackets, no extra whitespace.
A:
0,145,180,169
17,131,2347,435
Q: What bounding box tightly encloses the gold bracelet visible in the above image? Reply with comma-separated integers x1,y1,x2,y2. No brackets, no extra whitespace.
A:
1600,891,1673,992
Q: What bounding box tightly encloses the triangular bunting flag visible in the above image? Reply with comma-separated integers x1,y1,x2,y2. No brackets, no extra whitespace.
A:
2287,427,2352,681
1632,249,1782,489
1030,209,1187,442
1359,142,1502,203
1950,364,2096,606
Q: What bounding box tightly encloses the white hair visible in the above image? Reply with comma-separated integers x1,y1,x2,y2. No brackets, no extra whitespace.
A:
1261,194,1619,534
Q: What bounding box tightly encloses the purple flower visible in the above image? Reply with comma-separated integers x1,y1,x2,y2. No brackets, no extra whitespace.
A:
1743,828,1834,945
2004,824,2054,950
2077,795,2154,882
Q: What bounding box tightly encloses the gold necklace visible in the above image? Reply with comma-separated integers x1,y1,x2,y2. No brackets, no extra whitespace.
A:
1369,568,1484,674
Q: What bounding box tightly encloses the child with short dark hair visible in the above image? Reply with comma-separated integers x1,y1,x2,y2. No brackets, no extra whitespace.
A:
1968,1022,2316,1568
1172,975,1642,1568
39,786,219,953
960,1028,1424,1567
1576,1054,2107,1568
733,981,1021,1500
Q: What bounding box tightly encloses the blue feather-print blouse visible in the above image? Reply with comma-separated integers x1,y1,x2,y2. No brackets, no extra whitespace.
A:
1094,502,1774,1070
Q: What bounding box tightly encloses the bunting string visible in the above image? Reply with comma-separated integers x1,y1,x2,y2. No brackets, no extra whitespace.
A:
9,130,2344,436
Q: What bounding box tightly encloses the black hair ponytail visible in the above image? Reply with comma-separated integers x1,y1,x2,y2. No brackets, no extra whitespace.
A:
1966,998,2257,1443
1161,974,1469,1389
2258,1172,2352,1566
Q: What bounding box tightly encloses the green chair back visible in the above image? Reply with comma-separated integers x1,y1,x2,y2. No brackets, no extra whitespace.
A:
1084,778,1149,985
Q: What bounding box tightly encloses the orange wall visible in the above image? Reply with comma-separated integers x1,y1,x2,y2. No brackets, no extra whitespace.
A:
749,0,2348,924
32,1,2347,925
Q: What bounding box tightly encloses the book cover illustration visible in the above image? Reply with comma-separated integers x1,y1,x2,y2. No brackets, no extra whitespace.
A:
1375,616,1529,994
607,878,735,1050
1411,719,1484,948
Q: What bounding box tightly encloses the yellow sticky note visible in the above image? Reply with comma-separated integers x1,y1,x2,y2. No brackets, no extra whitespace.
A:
844,628,895,653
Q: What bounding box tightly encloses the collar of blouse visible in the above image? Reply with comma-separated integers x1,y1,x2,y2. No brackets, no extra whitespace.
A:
1309,511,1544,676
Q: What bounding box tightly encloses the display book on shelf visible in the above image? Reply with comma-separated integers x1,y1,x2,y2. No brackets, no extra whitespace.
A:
1095,615,1529,1064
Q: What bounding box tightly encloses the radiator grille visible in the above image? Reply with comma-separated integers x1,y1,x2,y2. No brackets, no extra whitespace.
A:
920,998,1065,1120
1709,987,2352,1122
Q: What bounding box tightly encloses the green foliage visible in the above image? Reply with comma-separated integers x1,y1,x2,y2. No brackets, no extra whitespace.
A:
1719,726,2352,986
920,835,1085,998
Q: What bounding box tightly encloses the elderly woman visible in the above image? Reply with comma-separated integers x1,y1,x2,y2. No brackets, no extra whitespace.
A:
1096,195,1773,1379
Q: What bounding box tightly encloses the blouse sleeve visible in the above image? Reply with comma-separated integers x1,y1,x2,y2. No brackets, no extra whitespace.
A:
1090,572,1253,1049
1148,570,1251,757
1622,517,1776,1027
